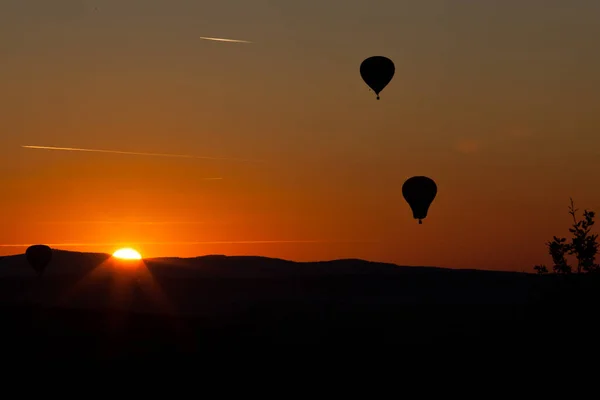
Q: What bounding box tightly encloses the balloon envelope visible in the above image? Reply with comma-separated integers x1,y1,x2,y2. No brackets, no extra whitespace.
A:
25,245,53,275
402,176,437,224
360,56,395,99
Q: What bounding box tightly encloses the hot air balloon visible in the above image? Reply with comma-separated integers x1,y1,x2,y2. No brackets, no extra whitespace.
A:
402,176,437,224
25,245,53,275
360,56,395,100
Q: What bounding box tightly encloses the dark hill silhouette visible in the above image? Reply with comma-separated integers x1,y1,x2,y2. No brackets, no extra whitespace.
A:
1,250,599,360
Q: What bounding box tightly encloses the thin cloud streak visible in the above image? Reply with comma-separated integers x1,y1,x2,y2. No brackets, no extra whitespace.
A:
32,221,218,225
0,240,377,248
199,36,252,43
21,145,262,163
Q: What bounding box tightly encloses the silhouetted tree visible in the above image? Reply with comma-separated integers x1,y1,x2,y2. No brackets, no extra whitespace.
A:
534,198,599,275
533,264,548,275
548,236,571,274
566,198,599,274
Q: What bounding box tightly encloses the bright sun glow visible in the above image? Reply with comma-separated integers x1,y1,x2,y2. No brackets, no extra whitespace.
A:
112,248,142,260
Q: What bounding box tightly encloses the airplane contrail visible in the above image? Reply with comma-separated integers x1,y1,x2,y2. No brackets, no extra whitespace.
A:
199,36,252,43
21,145,262,163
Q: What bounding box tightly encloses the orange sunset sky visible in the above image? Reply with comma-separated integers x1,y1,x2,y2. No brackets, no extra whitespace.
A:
1,0,599,271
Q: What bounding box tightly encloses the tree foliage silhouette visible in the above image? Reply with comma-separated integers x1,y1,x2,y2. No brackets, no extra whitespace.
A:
534,198,599,275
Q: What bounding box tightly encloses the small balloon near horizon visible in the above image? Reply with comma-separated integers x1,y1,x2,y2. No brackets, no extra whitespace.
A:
112,248,142,260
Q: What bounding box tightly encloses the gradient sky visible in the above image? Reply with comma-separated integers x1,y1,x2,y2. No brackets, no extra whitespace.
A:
1,0,599,271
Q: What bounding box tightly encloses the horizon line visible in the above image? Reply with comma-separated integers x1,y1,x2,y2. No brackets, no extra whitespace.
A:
21,145,263,163
0,240,377,248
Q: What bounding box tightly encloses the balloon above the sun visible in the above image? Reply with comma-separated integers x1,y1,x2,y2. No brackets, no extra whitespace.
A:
112,248,142,260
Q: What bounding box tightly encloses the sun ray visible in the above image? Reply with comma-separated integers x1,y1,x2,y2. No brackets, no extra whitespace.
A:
54,253,177,318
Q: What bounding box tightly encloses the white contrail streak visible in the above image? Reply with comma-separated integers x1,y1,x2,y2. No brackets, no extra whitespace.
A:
21,145,262,163
199,36,252,43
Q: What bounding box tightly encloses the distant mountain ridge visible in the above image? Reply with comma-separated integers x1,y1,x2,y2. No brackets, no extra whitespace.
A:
0,249,522,278
1,249,599,319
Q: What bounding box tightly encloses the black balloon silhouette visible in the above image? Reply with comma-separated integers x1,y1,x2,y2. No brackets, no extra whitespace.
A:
25,245,53,275
360,56,395,100
402,176,438,224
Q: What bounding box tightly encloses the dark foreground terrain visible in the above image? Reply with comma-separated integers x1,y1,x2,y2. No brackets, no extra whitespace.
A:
1,251,599,360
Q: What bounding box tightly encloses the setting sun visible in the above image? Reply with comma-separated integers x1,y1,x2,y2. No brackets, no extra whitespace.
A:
112,248,142,260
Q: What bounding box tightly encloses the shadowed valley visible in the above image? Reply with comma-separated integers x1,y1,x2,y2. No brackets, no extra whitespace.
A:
1,251,598,360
